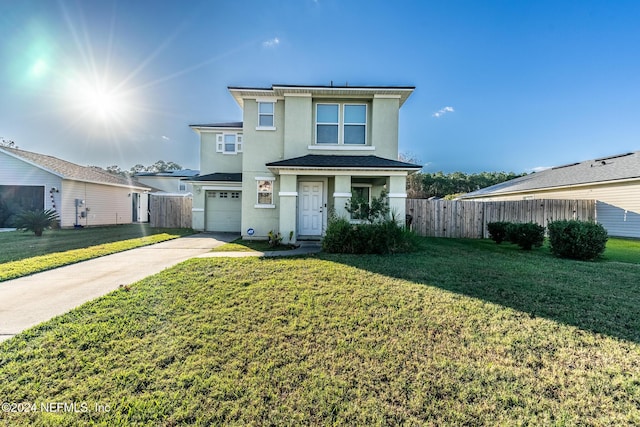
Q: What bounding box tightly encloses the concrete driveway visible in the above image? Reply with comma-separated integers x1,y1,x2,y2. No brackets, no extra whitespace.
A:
0,233,237,343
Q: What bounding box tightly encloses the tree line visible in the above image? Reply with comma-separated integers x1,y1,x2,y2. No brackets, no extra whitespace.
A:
105,160,183,176
406,171,527,199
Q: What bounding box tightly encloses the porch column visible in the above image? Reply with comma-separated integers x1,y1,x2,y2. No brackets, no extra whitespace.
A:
333,175,352,219
387,175,407,225
278,174,298,243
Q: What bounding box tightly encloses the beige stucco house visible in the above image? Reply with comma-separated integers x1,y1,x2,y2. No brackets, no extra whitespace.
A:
188,84,421,242
0,147,150,228
460,151,640,238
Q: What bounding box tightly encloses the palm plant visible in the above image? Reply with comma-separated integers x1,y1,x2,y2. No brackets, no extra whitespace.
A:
13,209,59,237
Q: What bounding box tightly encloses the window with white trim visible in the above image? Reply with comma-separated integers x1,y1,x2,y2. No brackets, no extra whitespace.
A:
258,102,275,128
316,104,339,144
315,103,367,145
257,179,274,206
216,133,243,154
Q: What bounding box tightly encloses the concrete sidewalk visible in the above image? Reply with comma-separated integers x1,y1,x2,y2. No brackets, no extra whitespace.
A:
0,233,237,343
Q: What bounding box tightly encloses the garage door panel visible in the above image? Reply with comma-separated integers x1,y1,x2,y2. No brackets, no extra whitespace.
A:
205,190,241,232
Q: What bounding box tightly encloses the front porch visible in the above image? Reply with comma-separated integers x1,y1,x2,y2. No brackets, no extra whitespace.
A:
267,157,420,243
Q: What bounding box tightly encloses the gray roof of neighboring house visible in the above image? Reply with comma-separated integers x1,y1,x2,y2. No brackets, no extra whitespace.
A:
189,172,242,182
1,147,149,190
462,151,640,198
266,154,422,169
135,169,200,178
189,122,243,129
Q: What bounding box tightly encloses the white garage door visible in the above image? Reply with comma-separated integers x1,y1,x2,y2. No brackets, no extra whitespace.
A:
205,190,242,232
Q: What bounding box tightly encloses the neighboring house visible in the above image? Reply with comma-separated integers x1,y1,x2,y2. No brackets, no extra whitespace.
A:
0,147,151,228
460,151,640,238
134,169,199,194
188,84,421,241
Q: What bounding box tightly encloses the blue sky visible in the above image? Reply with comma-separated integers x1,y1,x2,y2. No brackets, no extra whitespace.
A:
1,0,639,173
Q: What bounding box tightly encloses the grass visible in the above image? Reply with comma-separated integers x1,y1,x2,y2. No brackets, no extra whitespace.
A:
1,237,639,425
603,237,640,264
0,225,193,281
211,238,297,252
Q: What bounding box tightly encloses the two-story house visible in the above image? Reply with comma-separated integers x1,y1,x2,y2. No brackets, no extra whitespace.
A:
188,84,421,242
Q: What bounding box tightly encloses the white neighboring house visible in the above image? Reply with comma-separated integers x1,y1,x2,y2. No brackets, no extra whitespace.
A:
0,147,151,228
134,169,199,194
460,151,640,238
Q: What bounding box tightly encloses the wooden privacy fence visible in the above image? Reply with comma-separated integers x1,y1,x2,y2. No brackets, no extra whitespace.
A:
149,194,192,228
406,199,596,238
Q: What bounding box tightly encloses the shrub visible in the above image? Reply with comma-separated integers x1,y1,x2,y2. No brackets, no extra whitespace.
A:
267,230,283,248
487,221,510,244
13,208,59,237
322,216,417,254
547,220,608,260
506,222,545,250
345,190,390,223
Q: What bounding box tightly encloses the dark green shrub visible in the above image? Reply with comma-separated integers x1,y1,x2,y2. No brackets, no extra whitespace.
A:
13,208,59,237
506,222,545,250
322,216,417,254
487,221,511,244
547,220,608,260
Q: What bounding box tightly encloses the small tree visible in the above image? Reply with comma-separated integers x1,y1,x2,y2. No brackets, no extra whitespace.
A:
13,209,59,237
345,190,390,223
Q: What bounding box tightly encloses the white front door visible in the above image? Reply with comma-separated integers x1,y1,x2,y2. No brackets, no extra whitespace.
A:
298,181,324,236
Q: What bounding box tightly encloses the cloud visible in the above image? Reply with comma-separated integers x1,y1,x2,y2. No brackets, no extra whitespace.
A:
262,37,280,48
161,135,170,141
432,106,454,118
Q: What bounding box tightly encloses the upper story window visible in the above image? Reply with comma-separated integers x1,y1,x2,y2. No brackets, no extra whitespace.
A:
216,133,243,154
258,102,275,128
316,104,339,144
344,105,366,144
315,103,367,145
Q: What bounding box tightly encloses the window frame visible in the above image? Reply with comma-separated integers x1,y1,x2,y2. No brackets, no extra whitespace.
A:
216,132,243,154
255,177,276,208
314,102,367,145
343,104,367,145
257,101,275,129
315,103,340,144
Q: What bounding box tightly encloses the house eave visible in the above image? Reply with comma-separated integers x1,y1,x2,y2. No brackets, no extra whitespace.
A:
462,176,640,199
267,166,419,176
228,84,415,107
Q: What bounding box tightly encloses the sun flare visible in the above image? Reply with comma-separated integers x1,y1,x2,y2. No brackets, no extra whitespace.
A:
66,76,130,122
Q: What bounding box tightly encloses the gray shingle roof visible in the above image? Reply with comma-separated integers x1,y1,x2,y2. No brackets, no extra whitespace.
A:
266,155,422,169
1,147,149,189
135,169,200,177
462,151,640,198
189,172,242,182
189,122,243,128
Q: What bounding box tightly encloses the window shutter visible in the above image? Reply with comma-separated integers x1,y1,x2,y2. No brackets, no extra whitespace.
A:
237,135,243,152
216,134,223,152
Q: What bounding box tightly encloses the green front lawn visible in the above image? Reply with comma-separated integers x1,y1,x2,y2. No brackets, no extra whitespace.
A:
1,238,639,425
211,238,297,252
603,237,640,264
0,225,193,281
